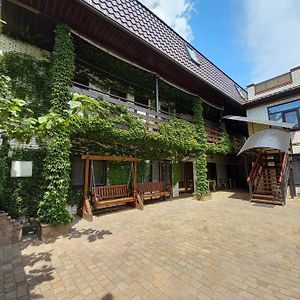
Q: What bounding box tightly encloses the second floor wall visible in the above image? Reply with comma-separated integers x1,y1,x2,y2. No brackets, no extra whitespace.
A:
0,32,246,148
246,94,300,154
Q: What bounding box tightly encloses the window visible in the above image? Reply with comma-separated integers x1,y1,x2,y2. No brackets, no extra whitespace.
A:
92,161,107,186
186,45,200,64
73,73,89,87
268,99,300,129
110,88,127,100
71,158,85,186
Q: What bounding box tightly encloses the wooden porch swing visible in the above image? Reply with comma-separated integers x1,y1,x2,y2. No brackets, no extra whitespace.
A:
81,154,141,218
80,155,173,219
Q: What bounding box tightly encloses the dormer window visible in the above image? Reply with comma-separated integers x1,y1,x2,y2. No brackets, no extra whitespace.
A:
186,45,200,64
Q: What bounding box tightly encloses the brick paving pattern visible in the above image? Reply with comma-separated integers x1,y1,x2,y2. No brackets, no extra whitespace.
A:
21,191,300,299
0,243,29,300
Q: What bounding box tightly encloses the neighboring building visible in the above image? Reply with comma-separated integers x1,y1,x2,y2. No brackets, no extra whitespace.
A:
245,67,300,194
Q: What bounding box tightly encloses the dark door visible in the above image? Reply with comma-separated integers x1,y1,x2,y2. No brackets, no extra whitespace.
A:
207,163,217,180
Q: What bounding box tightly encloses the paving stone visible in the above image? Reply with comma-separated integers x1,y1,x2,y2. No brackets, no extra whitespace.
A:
12,191,300,299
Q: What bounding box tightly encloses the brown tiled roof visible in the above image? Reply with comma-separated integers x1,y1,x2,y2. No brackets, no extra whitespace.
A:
82,0,247,103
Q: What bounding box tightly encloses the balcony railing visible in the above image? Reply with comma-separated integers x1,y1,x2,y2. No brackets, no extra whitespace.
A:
71,82,224,144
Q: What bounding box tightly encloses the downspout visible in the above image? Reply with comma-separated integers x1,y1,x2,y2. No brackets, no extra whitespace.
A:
155,76,159,112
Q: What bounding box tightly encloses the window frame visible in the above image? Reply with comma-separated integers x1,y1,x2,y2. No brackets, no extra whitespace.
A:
268,99,300,130
185,44,201,65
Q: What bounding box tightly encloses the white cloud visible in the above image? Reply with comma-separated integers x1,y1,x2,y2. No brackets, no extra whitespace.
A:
243,0,300,83
140,0,194,41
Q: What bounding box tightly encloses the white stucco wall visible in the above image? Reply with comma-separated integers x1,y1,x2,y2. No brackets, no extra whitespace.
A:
246,94,300,154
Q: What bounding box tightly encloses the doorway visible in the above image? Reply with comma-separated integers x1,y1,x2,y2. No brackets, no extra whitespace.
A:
179,162,194,193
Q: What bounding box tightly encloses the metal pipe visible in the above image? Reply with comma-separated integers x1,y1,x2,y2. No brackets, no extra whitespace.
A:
155,76,159,112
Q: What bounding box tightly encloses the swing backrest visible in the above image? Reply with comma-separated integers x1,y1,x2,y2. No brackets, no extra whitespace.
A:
137,181,166,193
92,184,130,200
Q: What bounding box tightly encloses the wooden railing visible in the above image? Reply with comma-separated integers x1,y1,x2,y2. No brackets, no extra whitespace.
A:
279,153,290,205
247,151,263,183
247,151,263,198
278,152,288,183
71,82,232,145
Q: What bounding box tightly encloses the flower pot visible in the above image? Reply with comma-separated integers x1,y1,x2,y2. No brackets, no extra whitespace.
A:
37,223,70,241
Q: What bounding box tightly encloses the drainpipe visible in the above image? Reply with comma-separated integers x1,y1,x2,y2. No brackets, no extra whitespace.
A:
155,76,159,113
0,0,3,34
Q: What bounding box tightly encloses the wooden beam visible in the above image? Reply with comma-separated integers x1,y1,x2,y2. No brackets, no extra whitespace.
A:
133,160,138,202
83,158,90,200
82,154,139,161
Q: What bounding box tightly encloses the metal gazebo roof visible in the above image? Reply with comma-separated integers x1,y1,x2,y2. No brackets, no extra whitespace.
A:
238,129,291,155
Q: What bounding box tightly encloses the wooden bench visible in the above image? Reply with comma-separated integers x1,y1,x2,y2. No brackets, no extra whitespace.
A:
91,184,135,208
137,181,171,201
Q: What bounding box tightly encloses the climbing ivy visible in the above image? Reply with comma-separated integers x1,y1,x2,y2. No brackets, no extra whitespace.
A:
69,95,200,160
38,131,73,224
37,24,75,225
0,147,46,218
0,138,9,214
172,161,181,186
194,100,210,197
0,22,241,221
207,123,233,155
49,24,75,112
0,52,50,115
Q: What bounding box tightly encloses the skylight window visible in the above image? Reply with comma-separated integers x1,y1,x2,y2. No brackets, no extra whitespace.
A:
186,45,200,64
235,84,246,99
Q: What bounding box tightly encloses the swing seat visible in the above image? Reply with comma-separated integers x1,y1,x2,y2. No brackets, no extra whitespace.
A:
92,184,135,208
137,181,171,201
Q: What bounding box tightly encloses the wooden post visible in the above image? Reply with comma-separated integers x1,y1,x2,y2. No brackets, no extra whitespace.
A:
160,161,164,182
83,158,90,200
133,160,138,201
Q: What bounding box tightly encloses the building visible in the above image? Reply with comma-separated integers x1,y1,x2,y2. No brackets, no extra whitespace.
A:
245,67,300,196
0,0,252,220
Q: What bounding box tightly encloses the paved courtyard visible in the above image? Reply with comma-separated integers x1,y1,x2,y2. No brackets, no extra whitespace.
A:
21,191,300,299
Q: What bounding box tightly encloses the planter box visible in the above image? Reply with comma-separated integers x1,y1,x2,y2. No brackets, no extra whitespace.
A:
193,193,212,201
37,223,70,241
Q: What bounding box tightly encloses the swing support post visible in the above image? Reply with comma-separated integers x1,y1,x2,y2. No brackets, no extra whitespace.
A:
133,160,138,201
83,157,90,200
80,154,140,217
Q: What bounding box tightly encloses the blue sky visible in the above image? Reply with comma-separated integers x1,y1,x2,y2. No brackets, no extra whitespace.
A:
140,0,300,89
189,0,250,88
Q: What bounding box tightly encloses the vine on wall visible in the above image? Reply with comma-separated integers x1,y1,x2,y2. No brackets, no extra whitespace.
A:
0,147,46,218
107,160,148,185
37,24,75,225
0,53,50,115
172,161,181,186
194,100,210,196
207,123,233,155
0,23,240,220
